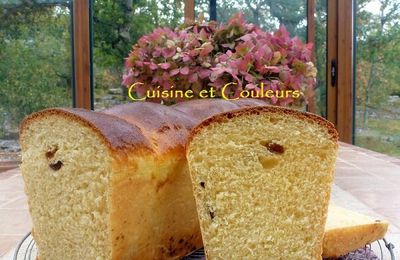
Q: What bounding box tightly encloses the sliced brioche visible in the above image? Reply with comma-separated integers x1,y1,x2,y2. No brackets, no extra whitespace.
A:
186,106,338,259
20,106,202,259
323,205,389,258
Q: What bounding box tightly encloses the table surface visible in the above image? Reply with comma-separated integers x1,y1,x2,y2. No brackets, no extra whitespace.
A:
1,142,400,258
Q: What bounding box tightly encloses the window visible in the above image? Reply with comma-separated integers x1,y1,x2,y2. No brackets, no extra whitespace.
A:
196,0,307,41
354,0,400,157
0,1,73,166
2,0,397,159
195,0,330,116
314,0,327,117
92,0,185,110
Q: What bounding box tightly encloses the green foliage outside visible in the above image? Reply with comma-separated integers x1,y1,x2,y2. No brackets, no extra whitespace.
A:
0,0,399,157
92,0,184,108
0,4,72,138
195,0,307,40
354,0,400,157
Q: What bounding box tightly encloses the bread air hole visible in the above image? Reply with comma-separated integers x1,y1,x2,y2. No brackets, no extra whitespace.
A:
318,152,328,160
209,210,215,219
269,117,280,124
258,156,280,169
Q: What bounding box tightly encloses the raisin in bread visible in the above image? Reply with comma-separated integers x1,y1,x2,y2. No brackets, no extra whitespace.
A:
186,106,338,259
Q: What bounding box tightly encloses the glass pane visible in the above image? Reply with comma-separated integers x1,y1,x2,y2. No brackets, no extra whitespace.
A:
314,0,327,117
354,0,400,157
0,1,73,169
196,0,307,41
195,0,211,21
196,0,331,115
93,0,184,110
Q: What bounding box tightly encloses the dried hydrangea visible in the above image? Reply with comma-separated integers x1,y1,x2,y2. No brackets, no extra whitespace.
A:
122,13,316,105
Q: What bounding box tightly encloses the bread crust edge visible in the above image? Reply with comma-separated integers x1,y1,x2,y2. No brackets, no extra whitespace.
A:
322,221,389,258
187,105,339,148
19,107,154,154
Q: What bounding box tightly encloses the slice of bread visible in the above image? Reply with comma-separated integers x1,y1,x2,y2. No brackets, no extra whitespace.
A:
323,205,389,258
20,107,203,259
186,106,338,259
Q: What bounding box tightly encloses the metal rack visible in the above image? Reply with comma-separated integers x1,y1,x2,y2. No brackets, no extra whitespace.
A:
14,232,395,260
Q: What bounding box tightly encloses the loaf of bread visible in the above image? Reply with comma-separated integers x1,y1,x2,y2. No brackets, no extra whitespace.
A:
323,205,389,258
23,99,382,259
186,106,339,259
19,99,266,259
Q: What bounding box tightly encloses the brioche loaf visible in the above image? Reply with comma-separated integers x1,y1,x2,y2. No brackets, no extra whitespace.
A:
186,106,339,259
23,99,379,259
19,99,265,259
323,205,389,258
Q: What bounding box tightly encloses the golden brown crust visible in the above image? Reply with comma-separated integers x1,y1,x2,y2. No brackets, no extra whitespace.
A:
103,102,197,154
323,223,389,258
20,108,154,153
20,100,274,156
323,206,389,258
188,105,339,146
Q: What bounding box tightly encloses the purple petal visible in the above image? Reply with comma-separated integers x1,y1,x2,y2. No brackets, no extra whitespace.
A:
159,63,171,69
180,67,190,75
170,68,180,76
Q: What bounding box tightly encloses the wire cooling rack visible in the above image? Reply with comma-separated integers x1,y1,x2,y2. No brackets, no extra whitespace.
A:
13,233,37,260
14,232,395,260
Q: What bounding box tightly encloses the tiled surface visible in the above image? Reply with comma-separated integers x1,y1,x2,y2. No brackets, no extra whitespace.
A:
336,143,400,227
0,143,399,258
0,168,32,258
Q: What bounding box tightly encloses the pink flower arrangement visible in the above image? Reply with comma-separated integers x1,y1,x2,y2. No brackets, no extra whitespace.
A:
122,13,316,106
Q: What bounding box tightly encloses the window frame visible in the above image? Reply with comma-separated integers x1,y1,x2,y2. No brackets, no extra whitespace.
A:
327,0,354,143
72,0,92,109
